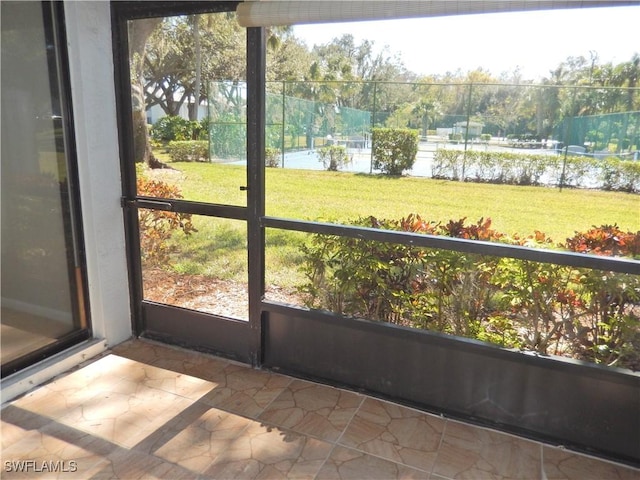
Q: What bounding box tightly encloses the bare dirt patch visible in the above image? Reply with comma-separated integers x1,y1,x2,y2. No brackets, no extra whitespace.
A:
142,267,303,319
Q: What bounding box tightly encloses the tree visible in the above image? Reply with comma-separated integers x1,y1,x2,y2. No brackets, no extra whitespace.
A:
143,13,245,117
304,34,410,112
144,15,302,123
266,29,313,82
129,17,162,165
411,99,441,137
613,53,640,111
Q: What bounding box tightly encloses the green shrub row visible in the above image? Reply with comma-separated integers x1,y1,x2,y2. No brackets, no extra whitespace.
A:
300,216,640,370
432,150,640,192
167,141,209,162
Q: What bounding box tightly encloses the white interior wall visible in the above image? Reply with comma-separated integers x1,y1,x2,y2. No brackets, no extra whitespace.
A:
63,1,132,346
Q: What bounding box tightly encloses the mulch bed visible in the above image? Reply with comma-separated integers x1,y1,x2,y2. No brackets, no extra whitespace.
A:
142,267,302,319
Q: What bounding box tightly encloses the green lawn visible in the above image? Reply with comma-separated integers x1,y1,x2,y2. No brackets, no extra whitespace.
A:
147,161,639,287
265,167,639,239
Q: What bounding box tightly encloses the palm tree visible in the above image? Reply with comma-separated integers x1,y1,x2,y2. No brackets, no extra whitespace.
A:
411,100,440,138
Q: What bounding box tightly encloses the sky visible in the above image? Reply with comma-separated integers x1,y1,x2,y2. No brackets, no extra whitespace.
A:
292,5,640,80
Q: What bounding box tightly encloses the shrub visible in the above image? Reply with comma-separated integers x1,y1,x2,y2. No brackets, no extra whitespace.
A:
167,141,208,162
564,224,640,258
411,217,504,337
317,145,350,171
557,155,598,188
136,170,196,266
614,159,640,192
197,118,209,140
372,128,418,175
152,116,190,142
563,226,640,368
494,255,577,355
600,157,640,192
265,147,281,168
432,150,552,185
151,116,207,142
300,215,505,331
299,216,640,370
431,149,463,180
299,216,424,323
571,268,640,368
449,133,463,144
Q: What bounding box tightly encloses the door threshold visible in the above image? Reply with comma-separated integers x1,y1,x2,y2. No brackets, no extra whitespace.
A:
1,338,108,404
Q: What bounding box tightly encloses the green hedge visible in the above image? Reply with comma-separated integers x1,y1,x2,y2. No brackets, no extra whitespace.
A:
372,128,418,175
167,141,209,162
432,150,640,192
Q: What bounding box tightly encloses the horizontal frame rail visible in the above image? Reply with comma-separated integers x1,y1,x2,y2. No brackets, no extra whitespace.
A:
262,216,640,275
130,197,248,220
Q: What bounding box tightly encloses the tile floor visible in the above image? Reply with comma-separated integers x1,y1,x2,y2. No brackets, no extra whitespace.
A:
1,339,638,479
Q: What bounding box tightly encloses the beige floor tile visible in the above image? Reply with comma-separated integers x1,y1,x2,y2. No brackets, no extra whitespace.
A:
542,446,639,480
112,339,230,382
170,355,233,383
9,355,133,421
199,363,292,418
1,405,53,449
257,379,363,443
0,424,113,479
203,421,333,479
4,340,637,480
52,382,194,449
91,449,200,479
315,445,430,479
9,384,91,425
149,403,255,473
339,397,445,472
432,421,541,479
108,360,217,401
1,419,32,452
110,339,173,365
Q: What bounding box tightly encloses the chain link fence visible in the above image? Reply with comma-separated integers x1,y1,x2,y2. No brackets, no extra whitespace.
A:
207,80,640,176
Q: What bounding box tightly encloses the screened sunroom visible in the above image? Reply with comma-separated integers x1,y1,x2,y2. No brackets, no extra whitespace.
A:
1,1,638,476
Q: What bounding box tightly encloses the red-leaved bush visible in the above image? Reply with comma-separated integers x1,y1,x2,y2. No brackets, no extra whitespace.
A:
137,176,196,265
300,215,640,370
565,224,640,257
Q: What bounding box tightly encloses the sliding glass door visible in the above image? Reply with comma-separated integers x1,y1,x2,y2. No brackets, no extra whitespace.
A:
1,2,90,376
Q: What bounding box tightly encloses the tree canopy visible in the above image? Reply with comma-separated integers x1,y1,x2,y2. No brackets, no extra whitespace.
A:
138,12,639,146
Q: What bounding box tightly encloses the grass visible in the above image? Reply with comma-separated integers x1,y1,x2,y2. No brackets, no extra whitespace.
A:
265,168,639,239
147,160,639,287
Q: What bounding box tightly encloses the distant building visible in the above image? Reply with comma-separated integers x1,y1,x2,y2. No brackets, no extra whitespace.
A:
146,102,208,125
453,121,483,138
